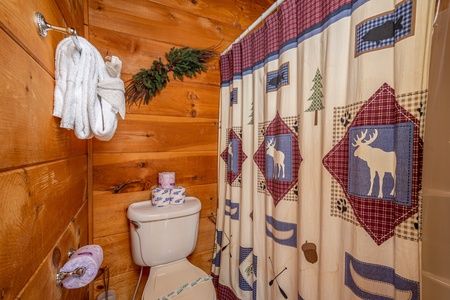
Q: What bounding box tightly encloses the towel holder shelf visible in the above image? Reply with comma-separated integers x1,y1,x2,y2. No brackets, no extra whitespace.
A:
34,12,82,53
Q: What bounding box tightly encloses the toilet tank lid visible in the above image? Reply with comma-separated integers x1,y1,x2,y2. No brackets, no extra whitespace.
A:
127,197,202,222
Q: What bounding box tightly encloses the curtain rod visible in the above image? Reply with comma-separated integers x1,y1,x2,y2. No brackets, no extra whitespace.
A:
221,0,286,56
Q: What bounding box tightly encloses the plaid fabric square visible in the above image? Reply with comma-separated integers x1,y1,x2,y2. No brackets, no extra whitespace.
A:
355,0,415,57
323,83,424,245
220,128,247,186
254,113,302,206
217,283,242,300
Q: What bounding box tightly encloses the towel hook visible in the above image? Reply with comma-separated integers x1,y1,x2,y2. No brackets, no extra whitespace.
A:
34,12,82,53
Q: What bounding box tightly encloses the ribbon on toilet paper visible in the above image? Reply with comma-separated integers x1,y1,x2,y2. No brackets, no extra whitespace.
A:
170,186,186,205
152,187,171,207
158,172,175,189
59,245,103,289
157,276,212,300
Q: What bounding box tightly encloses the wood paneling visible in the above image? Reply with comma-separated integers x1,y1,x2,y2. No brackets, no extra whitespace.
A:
143,0,275,32
0,29,85,171
89,26,221,86
123,80,220,118
93,152,217,192
0,0,66,75
56,0,85,37
0,156,87,300
17,203,89,300
0,1,87,299
92,115,218,153
93,269,149,300
89,0,242,49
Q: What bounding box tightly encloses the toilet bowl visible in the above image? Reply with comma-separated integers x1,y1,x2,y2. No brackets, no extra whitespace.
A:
127,197,216,300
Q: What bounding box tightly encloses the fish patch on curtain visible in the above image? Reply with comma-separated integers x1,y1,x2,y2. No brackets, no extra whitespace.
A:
323,83,424,245
267,63,290,92
230,88,238,106
221,128,248,186
344,252,419,300
355,0,415,57
254,113,302,206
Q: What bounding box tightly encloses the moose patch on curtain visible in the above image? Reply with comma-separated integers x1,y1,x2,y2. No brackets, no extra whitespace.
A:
213,0,432,299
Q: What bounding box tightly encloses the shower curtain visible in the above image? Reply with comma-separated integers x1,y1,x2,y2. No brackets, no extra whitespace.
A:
212,0,435,299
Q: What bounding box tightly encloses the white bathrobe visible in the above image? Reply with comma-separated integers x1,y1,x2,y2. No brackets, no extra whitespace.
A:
54,36,125,141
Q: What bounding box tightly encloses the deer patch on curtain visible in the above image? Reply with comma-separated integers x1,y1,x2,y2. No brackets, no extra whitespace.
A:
254,113,302,206
355,0,415,57
267,63,289,92
348,124,414,205
221,128,247,186
345,252,419,300
323,83,424,245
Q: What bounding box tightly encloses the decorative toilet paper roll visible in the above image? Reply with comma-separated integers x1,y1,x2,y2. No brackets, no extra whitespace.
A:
60,245,103,289
152,187,171,207
170,186,186,205
158,172,175,188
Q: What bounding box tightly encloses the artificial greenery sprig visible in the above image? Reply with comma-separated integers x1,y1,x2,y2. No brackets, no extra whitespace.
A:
125,46,216,107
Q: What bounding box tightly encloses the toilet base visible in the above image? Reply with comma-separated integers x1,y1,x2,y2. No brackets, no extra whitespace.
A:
142,259,216,300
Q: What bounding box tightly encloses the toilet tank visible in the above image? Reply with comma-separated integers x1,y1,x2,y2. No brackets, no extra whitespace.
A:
127,197,201,267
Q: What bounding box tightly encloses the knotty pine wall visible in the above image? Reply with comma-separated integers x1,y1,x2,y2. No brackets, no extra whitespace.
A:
0,0,87,299
87,0,274,299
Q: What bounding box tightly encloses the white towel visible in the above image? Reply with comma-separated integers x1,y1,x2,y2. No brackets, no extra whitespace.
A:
97,56,126,119
54,37,125,140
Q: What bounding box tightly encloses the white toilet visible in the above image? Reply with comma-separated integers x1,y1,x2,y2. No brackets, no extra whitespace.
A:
127,197,216,300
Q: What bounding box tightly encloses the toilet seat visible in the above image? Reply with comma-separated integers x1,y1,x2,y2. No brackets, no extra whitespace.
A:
143,259,216,300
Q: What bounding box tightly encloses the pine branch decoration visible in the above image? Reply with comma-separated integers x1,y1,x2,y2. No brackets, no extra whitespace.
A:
125,46,216,107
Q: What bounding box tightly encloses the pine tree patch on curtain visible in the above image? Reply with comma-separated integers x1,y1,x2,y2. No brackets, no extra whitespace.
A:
323,83,424,245
221,128,247,186
304,68,325,125
254,113,302,206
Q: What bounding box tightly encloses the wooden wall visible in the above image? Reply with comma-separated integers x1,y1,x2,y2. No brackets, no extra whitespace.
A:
88,0,274,299
0,0,87,299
